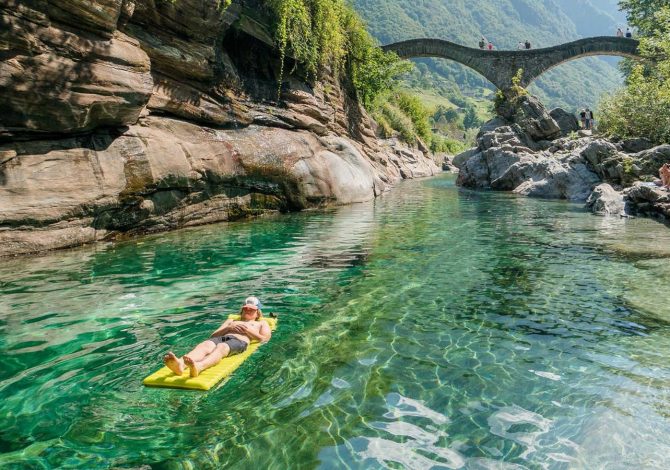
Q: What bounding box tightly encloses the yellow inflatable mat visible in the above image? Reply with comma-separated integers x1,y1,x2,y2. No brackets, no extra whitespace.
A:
143,315,277,391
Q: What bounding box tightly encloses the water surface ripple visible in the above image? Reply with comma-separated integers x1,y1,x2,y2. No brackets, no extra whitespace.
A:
2,174,670,469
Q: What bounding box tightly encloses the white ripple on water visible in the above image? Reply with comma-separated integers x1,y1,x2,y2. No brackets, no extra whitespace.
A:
487,405,553,459
529,370,562,381
355,435,465,469
369,420,445,445
320,393,462,469
383,392,450,425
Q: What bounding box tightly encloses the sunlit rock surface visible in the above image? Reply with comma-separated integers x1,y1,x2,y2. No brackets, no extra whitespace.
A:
0,0,438,256
456,96,670,226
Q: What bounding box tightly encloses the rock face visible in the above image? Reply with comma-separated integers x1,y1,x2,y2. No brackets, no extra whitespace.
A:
0,1,438,256
457,95,670,225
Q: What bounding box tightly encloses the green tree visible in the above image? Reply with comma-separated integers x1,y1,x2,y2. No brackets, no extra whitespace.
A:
619,0,669,35
598,5,670,143
462,106,480,129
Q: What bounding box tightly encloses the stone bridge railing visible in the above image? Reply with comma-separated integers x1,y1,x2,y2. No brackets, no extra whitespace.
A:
382,36,640,91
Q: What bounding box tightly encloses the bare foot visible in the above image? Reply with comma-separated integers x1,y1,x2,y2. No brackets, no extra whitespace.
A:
163,351,184,375
183,355,200,378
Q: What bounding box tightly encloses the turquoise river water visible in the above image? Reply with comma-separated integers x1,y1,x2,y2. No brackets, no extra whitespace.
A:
2,174,670,469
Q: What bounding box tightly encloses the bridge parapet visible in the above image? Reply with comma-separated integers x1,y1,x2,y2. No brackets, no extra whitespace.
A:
382,36,640,90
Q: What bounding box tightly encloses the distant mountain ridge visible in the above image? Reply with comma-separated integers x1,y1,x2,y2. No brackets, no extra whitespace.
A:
353,0,629,110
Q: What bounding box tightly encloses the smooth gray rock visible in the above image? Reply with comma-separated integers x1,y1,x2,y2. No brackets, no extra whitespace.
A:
623,183,670,222
586,183,627,216
633,144,670,175
580,140,618,168
621,138,654,153
457,144,600,201
511,95,561,141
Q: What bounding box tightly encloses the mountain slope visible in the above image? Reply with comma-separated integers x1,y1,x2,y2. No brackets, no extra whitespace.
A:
353,0,628,111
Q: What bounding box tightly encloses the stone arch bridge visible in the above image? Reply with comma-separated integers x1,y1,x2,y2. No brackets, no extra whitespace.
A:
381,37,640,91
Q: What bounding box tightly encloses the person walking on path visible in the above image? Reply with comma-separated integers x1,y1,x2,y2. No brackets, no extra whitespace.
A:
579,109,587,129
524,40,531,49
517,41,524,50
487,42,494,51
616,27,624,37
479,37,486,49
584,108,593,131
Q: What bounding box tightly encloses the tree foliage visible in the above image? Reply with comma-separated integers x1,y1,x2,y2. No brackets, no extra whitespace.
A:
598,5,670,143
265,0,411,105
618,0,668,35
370,91,467,153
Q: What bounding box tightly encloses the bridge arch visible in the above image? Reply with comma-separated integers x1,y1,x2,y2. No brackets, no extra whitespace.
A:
381,37,640,91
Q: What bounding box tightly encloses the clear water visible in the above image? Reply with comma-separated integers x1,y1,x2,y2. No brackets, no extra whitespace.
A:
2,174,670,469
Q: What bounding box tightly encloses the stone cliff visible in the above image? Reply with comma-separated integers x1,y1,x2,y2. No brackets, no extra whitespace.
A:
0,0,438,257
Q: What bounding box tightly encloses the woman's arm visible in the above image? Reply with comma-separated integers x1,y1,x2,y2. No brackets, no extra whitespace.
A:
241,321,272,343
210,319,234,337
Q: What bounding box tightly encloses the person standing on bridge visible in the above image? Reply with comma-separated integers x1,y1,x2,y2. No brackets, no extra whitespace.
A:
625,27,633,38
616,27,624,37
479,37,486,49
487,41,494,51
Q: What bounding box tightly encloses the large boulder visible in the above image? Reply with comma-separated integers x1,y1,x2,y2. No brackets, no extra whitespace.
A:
453,147,479,170
498,95,561,141
624,183,670,222
620,138,654,153
632,144,670,176
586,184,627,216
550,108,580,136
457,145,600,201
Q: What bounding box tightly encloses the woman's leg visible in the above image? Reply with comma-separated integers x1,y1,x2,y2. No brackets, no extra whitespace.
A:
164,339,217,375
183,339,217,362
163,351,184,375
184,343,231,377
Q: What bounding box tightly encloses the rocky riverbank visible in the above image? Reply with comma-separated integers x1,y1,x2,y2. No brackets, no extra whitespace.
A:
0,0,438,257
453,95,670,225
